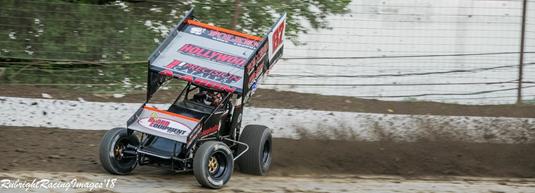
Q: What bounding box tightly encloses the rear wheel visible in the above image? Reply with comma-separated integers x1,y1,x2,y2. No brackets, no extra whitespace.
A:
193,141,234,189
237,125,272,175
99,127,139,175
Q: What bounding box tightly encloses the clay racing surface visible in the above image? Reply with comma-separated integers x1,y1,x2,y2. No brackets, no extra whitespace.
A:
2,171,535,193
1,126,535,192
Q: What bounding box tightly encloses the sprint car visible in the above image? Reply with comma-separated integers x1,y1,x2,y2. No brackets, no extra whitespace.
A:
99,8,286,189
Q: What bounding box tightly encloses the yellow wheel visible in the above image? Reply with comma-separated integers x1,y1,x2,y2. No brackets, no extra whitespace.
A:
99,127,139,175
193,141,234,189
208,156,219,174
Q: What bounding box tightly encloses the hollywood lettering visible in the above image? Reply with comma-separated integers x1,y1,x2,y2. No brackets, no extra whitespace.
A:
178,44,246,68
167,60,242,84
147,117,187,136
207,30,259,49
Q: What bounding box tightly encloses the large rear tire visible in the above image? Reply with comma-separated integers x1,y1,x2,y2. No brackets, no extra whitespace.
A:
193,141,234,189
237,125,272,175
99,127,139,175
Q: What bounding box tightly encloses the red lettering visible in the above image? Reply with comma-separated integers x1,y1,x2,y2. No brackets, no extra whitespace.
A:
178,44,195,53
248,60,265,87
200,49,212,58
247,43,268,75
179,75,193,82
166,60,181,69
190,47,202,54
208,30,219,37
226,57,237,64
201,124,220,136
178,44,247,68
193,78,236,93
271,22,285,53
216,54,231,63
168,59,242,90
159,70,173,76
209,52,221,60
200,28,259,49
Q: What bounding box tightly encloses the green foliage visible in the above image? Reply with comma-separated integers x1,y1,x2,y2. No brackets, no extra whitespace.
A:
1,62,148,93
61,0,115,4
0,0,350,92
0,0,350,61
190,0,352,42
0,0,156,61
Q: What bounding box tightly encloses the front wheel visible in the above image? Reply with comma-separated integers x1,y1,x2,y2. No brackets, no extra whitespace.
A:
99,127,139,175
193,141,234,189
237,125,272,175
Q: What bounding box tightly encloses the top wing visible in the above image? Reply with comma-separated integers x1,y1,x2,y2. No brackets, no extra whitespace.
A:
147,9,285,96
149,17,262,93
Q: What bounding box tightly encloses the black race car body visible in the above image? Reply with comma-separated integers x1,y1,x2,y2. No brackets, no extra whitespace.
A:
99,8,285,188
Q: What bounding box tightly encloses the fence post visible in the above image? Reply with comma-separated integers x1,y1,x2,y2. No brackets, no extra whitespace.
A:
518,0,528,104
231,0,241,29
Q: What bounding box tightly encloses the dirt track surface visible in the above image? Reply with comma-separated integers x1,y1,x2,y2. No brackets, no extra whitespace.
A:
1,85,534,118
1,126,535,178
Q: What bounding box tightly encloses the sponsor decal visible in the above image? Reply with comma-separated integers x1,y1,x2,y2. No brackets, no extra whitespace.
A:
138,113,191,136
159,69,173,76
193,78,237,92
251,81,258,92
246,43,268,75
201,123,220,136
185,25,259,49
177,74,237,93
166,59,242,85
248,60,265,88
189,27,205,35
268,14,286,61
178,44,246,69
246,43,268,88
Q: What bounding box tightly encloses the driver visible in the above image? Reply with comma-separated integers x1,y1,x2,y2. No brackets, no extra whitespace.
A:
193,90,222,106
208,91,222,106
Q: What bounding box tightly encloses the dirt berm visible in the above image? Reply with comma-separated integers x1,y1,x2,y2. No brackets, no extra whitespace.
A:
2,85,535,118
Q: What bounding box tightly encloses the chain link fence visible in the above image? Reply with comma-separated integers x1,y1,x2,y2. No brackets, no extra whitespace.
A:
1,0,534,104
